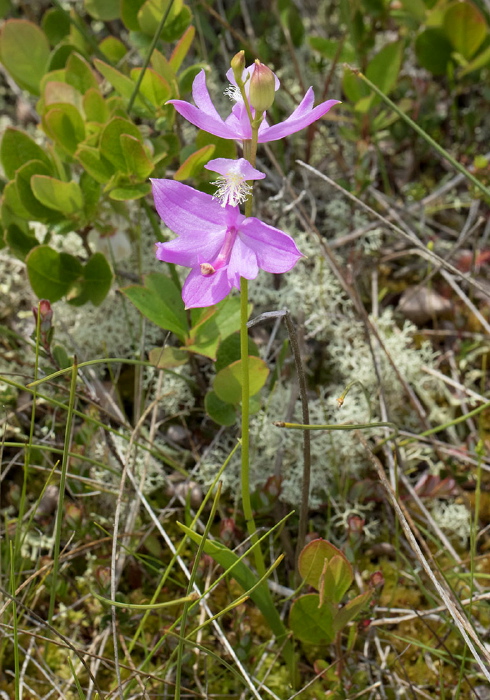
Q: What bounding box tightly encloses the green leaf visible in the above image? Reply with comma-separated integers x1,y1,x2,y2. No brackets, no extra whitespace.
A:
205,391,237,426
342,68,369,103
443,1,487,59
109,183,152,200
137,0,183,36
161,5,192,43
43,81,84,112
178,521,292,649
2,180,32,220
121,272,188,340
289,593,335,645
43,104,86,155
75,145,115,183
99,36,127,64
65,52,99,94
322,554,354,605
148,346,188,368
100,116,143,172
298,538,353,592
214,357,269,405
42,8,71,46
309,36,356,62
26,245,82,301
415,28,453,76
459,42,490,76
84,0,120,21
5,223,38,260
16,159,62,221
79,172,101,221
120,134,154,180
215,333,260,373
94,58,151,115
72,253,113,306
1,127,53,179
0,19,50,95
169,25,195,72
333,591,372,634
151,49,176,84
366,40,404,97
83,88,110,123
121,0,146,30
130,67,171,107
174,145,215,181
31,175,84,215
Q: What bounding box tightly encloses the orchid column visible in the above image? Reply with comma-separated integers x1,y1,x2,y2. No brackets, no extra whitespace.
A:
153,53,339,573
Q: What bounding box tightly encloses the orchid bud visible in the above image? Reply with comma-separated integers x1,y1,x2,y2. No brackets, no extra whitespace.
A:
249,60,275,112
231,50,245,85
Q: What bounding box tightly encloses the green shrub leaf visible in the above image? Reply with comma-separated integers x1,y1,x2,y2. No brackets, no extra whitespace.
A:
0,19,50,95
214,357,269,405
26,246,82,301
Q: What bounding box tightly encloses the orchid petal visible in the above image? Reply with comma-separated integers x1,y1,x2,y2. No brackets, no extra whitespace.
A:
182,267,232,309
205,157,265,181
227,235,259,285
240,218,303,272
155,231,224,268
259,97,341,142
166,99,238,140
191,70,224,120
151,180,225,237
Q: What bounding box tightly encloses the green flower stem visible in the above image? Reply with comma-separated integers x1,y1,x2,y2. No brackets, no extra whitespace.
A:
240,121,266,577
353,67,490,202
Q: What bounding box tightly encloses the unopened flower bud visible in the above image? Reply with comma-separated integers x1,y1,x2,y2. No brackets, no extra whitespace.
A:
249,60,276,112
231,50,245,85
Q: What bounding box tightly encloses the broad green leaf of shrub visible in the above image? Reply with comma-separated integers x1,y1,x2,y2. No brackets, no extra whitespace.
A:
69,253,113,306
148,346,188,369
44,81,84,113
459,42,490,76
186,296,247,360
121,273,188,341
31,176,84,215
215,333,260,373
120,134,154,180
2,180,32,220
26,246,82,301
137,0,183,36
100,117,144,172
109,183,152,200
151,49,177,85
332,591,372,635
321,553,354,605
79,172,101,221
5,223,38,261
99,36,127,64
214,357,269,405
309,36,356,63
83,88,110,124
1,128,53,179
121,0,146,31
94,59,151,116
415,28,453,75
174,145,216,181
43,104,86,155
298,539,353,593
342,68,370,104
42,8,71,46
75,146,115,184
366,40,404,97
205,391,237,426
169,25,195,72
85,0,120,21
130,67,171,107
289,593,335,645
0,19,50,95
65,52,99,94
443,1,487,59
161,5,192,43
16,160,62,221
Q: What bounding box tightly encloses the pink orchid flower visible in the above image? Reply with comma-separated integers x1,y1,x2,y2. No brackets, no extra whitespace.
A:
167,64,340,143
152,158,303,309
